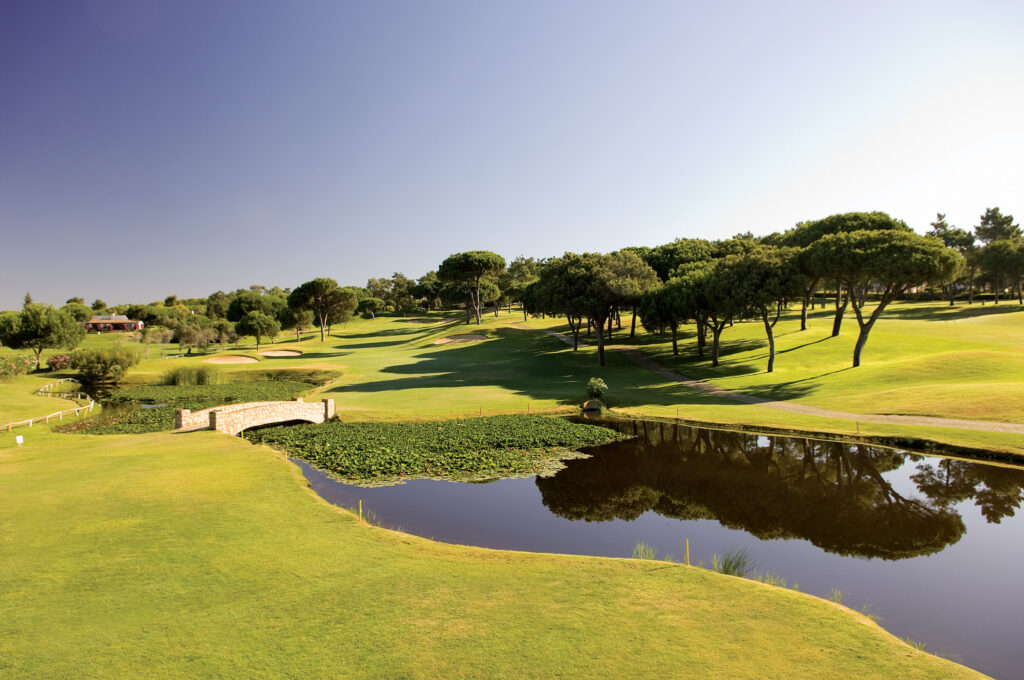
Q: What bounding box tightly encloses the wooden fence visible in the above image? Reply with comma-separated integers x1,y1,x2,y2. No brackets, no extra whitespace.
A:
1,378,96,433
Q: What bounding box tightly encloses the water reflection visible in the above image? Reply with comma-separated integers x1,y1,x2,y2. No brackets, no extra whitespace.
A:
539,419,1022,560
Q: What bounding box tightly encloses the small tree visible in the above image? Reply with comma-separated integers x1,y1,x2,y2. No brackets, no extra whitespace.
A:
235,311,280,351
61,302,93,322
586,378,608,400
438,251,506,325
91,299,107,312
0,304,86,369
357,297,385,320
287,278,355,342
279,307,316,340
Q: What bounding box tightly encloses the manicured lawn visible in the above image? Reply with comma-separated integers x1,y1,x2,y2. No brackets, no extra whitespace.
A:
0,430,986,679
0,373,83,425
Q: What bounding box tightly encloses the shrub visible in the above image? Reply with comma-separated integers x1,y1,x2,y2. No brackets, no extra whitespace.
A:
230,368,341,386
47,354,71,371
711,548,755,577
0,354,35,381
70,345,142,386
161,366,222,386
586,377,608,400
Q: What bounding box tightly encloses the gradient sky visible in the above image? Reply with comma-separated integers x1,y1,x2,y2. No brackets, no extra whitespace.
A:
2,0,1023,309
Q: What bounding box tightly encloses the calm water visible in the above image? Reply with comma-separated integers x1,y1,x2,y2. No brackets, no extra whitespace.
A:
294,418,1024,679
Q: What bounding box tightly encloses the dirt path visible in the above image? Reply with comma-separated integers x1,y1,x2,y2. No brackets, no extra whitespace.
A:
539,329,1024,435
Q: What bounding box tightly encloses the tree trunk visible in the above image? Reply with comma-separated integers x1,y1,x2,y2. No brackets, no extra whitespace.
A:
615,306,622,330
696,317,706,358
831,288,848,337
606,315,613,341
800,292,809,331
947,284,954,306
968,269,975,304
630,306,637,338
671,324,678,355
473,280,482,324
761,309,775,373
595,316,607,366
994,280,1000,305
850,295,889,368
319,317,326,342
522,307,528,322
711,322,724,367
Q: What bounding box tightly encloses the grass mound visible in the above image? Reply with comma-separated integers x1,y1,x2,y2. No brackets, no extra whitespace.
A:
244,415,629,484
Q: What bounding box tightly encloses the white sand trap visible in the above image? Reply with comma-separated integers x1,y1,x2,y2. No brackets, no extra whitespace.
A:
258,349,302,357
433,334,487,345
204,355,259,364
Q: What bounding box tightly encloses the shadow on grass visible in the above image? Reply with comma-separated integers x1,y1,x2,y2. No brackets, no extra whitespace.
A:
883,304,1024,321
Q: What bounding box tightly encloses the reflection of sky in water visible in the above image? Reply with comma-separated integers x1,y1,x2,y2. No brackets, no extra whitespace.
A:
295,426,1024,680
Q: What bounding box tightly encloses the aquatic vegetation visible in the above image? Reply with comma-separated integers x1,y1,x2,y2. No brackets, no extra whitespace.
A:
632,542,657,560
245,415,629,483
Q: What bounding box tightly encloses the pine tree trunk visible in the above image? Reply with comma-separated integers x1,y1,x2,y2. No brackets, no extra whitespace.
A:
596,317,606,366
762,310,775,373
832,289,848,337
671,325,678,355
630,306,637,337
711,323,724,367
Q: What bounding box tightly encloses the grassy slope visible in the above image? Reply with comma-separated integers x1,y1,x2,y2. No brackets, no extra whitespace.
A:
0,373,82,425
0,430,985,679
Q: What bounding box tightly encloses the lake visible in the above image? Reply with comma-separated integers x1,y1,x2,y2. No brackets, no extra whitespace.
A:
294,417,1024,679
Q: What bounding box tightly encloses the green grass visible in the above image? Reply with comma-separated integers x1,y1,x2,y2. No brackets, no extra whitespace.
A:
244,415,628,484
0,373,83,425
0,430,986,679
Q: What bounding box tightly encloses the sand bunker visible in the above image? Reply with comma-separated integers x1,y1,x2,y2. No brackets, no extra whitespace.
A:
258,349,302,357
204,355,259,364
433,334,487,345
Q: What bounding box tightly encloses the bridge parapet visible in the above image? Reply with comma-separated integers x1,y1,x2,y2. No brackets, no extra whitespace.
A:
175,398,334,435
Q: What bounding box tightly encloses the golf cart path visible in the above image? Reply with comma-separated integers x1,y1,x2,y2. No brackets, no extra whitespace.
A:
539,329,1024,435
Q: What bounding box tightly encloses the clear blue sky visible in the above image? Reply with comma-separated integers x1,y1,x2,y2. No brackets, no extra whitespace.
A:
2,0,1022,309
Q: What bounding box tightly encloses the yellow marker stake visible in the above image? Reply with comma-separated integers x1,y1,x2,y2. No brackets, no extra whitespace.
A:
685,539,690,566
358,499,363,522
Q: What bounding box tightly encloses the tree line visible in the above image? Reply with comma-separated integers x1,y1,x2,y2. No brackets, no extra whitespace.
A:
5,208,1019,372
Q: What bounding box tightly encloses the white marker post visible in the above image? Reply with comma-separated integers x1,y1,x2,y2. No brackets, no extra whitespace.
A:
15,435,24,446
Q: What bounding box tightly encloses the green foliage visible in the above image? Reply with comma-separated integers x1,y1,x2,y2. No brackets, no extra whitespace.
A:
632,541,657,560
974,207,1020,244
0,303,86,369
357,297,385,319
230,368,341,386
61,302,93,322
108,380,313,409
57,406,177,434
161,366,223,386
711,547,755,577
438,251,507,324
0,354,35,381
234,311,280,350
244,415,628,482
70,345,142,386
225,291,286,322
288,278,358,341
586,377,608,400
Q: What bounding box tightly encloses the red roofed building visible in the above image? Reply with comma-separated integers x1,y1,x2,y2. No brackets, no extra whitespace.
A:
84,315,144,332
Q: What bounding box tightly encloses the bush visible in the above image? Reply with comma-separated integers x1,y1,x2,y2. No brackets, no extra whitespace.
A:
586,377,608,400
47,354,71,371
0,354,35,381
161,366,223,386
70,345,142,386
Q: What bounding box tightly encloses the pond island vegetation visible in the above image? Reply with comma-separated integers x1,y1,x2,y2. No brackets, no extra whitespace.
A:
2,209,1022,678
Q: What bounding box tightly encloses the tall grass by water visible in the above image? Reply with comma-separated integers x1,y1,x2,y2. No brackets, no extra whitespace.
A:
161,366,223,386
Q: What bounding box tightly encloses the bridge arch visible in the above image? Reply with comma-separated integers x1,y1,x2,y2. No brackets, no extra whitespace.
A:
176,398,335,436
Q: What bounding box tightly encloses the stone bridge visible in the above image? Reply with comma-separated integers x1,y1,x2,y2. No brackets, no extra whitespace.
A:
175,397,335,436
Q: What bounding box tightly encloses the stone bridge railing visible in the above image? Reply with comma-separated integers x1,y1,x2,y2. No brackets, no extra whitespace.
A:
176,397,335,436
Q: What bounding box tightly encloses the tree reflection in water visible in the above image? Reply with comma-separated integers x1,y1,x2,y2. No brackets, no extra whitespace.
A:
537,420,1024,560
